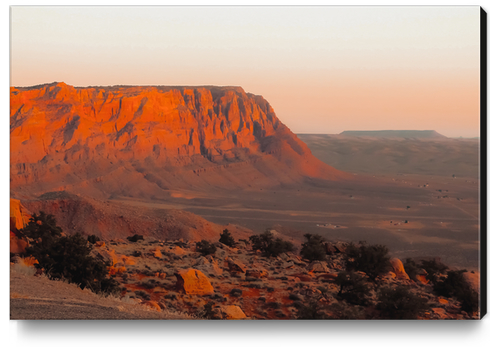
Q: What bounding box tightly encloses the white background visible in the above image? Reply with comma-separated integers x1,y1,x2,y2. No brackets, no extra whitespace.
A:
3,1,489,347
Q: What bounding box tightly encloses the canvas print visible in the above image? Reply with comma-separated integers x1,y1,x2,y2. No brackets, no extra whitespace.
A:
9,6,483,320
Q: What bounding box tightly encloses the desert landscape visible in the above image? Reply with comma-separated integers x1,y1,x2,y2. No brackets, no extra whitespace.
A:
9,82,481,320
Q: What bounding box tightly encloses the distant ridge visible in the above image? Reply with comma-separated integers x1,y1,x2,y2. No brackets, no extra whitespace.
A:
339,130,447,139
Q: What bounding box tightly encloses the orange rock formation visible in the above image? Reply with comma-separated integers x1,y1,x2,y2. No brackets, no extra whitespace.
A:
175,269,214,295
10,82,347,199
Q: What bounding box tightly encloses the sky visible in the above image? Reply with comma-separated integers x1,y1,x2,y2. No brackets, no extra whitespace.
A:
9,6,481,137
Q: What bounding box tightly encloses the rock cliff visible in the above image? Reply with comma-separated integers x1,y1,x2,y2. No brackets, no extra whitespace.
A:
10,82,347,198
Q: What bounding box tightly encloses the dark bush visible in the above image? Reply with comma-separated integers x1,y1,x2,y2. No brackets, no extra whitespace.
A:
23,213,120,296
199,302,220,319
433,270,479,314
127,234,144,243
344,242,391,282
196,240,217,256
249,230,294,257
300,233,327,261
403,258,422,280
376,286,429,319
230,288,243,297
335,271,372,306
328,302,366,320
87,234,100,244
219,229,236,247
295,299,326,320
420,259,448,282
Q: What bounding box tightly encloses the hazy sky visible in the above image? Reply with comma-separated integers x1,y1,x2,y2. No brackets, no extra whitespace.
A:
10,6,481,137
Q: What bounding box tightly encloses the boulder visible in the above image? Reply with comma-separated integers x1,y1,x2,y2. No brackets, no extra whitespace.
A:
10,232,28,254
10,199,31,232
390,258,410,280
226,257,247,273
307,261,329,273
219,305,247,320
194,256,223,276
245,269,268,279
175,269,214,295
151,248,163,259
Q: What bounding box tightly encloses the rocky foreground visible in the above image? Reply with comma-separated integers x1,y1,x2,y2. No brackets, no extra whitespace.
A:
11,233,479,320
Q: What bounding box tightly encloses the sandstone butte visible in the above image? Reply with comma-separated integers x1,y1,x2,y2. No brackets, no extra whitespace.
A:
10,82,348,199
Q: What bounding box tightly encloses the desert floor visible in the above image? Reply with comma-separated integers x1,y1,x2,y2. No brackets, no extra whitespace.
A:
114,169,479,271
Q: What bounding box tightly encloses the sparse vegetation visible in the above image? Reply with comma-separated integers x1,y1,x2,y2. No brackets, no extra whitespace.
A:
196,240,217,255
344,242,391,282
295,298,326,319
433,270,479,314
335,271,372,306
249,230,294,257
403,258,422,280
87,234,100,244
127,234,144,243
300,233,327,261
376,285,429,319
421,259,448,282
219,229,236,247
23,212,120,296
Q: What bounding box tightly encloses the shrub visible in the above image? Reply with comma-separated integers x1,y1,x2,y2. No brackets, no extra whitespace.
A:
219,229,236,247
344,242,391,282
127,234,144,243
196,240,217,256
403,258,422,280
300,233,327,261
87,234,100,244
249,230,294,257
335,271,372,306
295,299,326,320
420,259,448,282
328,302,366,320
199,302,220,320
376,286,429,319
23,212,120,296
433,270,479,314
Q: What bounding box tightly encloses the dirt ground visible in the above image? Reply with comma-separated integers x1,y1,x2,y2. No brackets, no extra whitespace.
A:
9,265,192,320
115,171,479,271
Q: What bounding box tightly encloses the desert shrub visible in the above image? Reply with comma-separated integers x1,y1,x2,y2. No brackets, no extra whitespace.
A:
433,270,479,314
21,212,62,249
344,242,391,282
127,234,144,243
249,230,294,257
87,234,100,244
376,286,429,319
264,302,281,310
295,299,326,320
219,229,236,247
420,259,448,282
328,302,366,320
199,302,220,320
196,240,217,256
23,212,120,296
300,233,327,261
403,258,422,280
335,271,372,306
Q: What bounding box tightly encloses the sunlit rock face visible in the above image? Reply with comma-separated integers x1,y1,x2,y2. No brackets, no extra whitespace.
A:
10,82,347,198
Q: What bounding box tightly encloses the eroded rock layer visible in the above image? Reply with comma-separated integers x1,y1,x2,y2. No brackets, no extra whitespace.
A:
11,82,347,198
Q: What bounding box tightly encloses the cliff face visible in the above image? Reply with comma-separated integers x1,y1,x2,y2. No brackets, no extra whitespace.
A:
10,82,346,198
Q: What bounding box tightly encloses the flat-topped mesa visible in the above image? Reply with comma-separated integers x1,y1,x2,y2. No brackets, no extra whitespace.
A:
10,82,348,198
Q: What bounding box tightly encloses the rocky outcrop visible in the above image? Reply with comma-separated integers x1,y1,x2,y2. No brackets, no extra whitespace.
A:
10,199,31,254
389,258,410,280
10,82,348,199
175,269,214,295
219,305,247,319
